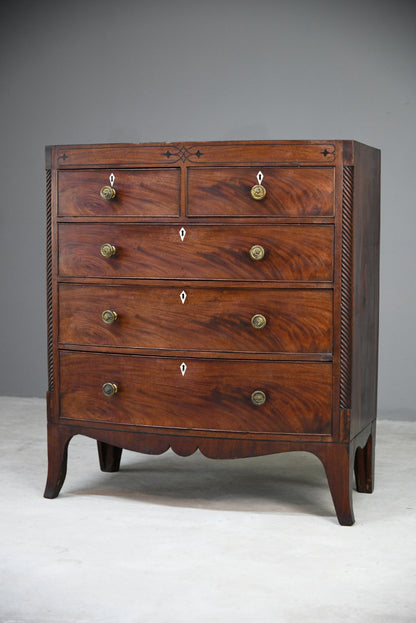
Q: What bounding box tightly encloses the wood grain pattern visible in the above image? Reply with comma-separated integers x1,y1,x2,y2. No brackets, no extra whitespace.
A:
58,284,333,354
59,351,333,435
58,169,180,216
187,167,334,217
58,223,334,282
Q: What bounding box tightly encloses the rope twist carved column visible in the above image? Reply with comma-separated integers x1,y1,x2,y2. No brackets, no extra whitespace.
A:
46,169,54,392
340,166,353,409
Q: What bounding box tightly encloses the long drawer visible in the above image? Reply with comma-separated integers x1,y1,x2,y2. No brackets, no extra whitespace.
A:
59,351,333,435
58,284,333,354
58,224,334,282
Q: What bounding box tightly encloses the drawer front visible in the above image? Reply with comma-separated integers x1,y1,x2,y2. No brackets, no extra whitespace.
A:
58,224,334,282
59,284,333,354
58,169,180,216
59,352,333,435
187,167,334,217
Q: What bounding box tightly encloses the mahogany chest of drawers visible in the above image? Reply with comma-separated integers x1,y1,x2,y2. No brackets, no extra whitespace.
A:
44,140,380,524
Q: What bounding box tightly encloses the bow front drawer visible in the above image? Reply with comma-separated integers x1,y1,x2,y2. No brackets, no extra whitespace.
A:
58,223,334,282
58,284,333,354
59,351,333,435
58,169,180,217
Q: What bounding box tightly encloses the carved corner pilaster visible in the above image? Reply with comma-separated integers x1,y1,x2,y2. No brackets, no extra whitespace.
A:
46,168,54,392
340,166,353,410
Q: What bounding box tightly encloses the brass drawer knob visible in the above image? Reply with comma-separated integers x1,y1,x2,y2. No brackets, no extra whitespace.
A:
251,390,266,406
100,243,116,258
249,245,265,261
102,310,118,324
102,382,118,397
250,185,266,200
100,185,116,200
250,170,266,200
251,314,267,329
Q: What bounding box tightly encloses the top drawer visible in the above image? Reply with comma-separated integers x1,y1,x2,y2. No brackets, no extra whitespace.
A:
187,167,334,217
58,169,180,217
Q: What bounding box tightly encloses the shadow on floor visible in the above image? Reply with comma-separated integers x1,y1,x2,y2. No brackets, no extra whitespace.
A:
66,447,335,517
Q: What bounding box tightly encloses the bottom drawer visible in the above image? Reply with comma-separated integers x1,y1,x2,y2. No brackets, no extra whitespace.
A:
59,352,333,435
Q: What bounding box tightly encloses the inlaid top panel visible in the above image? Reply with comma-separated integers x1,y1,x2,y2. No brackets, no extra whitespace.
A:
46,141,340,169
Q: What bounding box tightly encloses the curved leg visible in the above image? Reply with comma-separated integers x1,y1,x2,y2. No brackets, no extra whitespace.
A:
97,441,123,472
319,444,354,526
354,423,376,493
44,424,73,498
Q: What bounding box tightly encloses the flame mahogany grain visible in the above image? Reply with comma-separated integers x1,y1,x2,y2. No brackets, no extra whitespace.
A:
58,168,180,217
187,166,334,217
58,284,333,354
58,223,334,282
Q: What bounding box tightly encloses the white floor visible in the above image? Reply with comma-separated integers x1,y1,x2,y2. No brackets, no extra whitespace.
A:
0,397,415,623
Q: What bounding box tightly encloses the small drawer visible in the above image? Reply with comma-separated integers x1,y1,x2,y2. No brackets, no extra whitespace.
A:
58,284,333,355
58,169,180,217
187,167,334,217
58,223,334,282
59,351,333,435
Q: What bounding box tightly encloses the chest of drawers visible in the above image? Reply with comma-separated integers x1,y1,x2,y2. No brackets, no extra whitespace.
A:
44,140,380,525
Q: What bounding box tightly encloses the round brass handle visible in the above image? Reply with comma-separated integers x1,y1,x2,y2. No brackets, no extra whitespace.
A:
250,184,266,200
251,390,266,406
102,310,118,324
100,185,116,200
251,314,267,329
100,243,116,258
249,245,265,261
102,382,118,397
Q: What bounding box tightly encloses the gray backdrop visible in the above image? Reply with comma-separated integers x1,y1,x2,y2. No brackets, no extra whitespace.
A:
1,0,415,420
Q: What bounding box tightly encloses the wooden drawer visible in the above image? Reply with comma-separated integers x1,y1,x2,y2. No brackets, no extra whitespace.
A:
58,223,334,282
59,284,333,354
58,169,180,216
59,351,333,435
187,167,334,217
